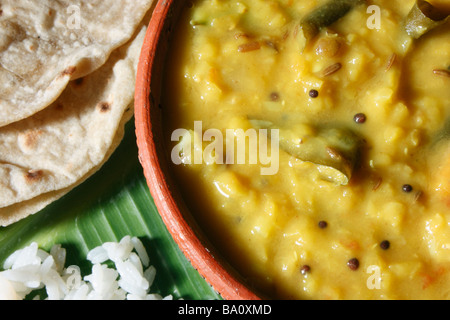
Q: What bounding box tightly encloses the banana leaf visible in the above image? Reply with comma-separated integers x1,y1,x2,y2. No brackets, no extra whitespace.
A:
0,119,221,300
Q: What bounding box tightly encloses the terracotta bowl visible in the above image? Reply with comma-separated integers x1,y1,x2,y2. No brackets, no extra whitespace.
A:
134,0,262,300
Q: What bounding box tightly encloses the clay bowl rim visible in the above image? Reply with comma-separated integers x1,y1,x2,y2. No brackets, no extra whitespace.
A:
134,0,262,301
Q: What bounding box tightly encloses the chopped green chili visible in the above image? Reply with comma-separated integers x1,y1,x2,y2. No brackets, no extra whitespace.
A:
299,0,366,45
435,118,450,143
404,0,449,39
249,119,363,185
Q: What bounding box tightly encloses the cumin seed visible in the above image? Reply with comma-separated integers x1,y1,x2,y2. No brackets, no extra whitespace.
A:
372,177,383,191
322,62,342,77
238,41,261,53
414,190,423,203
433,69,450,77
385,53,397,72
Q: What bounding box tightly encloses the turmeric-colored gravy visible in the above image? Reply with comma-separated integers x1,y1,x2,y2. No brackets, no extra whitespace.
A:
163,0,450,299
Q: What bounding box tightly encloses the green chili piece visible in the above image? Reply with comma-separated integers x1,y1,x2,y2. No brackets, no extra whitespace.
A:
299,0,366,44
405,0,449,39
434,118,450,143
249,119,363,185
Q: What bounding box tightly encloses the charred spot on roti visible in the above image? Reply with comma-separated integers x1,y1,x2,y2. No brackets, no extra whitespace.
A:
19,129,44,150
25,170,43,183
0,21,25,51
58,66,77,79
28,43,37,52
97,101,112,113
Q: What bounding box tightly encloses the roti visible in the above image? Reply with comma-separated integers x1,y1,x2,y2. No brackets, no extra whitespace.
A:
0,108,132,227
0,0,154,127
0,23,147,226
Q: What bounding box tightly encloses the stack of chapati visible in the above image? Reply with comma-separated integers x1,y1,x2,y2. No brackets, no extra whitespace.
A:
0,0,155,226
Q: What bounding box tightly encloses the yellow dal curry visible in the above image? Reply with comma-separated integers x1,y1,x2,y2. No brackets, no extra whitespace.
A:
163,0,450,299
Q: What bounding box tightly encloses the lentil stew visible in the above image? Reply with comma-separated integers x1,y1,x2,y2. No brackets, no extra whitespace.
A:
162,0,450,299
